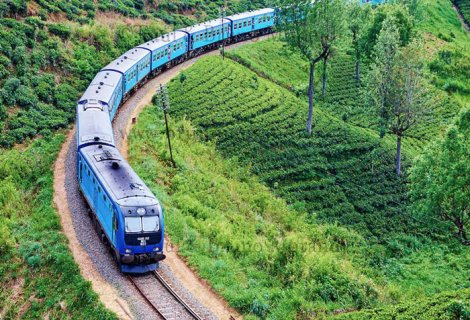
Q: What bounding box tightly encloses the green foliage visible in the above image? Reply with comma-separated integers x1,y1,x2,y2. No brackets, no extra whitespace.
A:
418,0,470,106
130,109,382,318
364,3,415,58
410,109,470,244
167,56,416,241
0,135,116,319
334,288,470,320
453,0,470,26
47,23,71,40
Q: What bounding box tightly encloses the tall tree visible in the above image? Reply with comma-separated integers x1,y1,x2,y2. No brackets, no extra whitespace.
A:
364,4,414,59
348,1,373,82
368,17,431,176
279,0,345,135
410,109,470,245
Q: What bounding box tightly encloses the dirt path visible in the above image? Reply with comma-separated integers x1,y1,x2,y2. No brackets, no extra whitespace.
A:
53,129,133,320
52,34,276,320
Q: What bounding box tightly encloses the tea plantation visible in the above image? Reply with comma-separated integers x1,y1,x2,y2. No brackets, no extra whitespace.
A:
170,56,415,240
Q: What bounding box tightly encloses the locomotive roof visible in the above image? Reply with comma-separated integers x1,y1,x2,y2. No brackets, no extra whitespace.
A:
178,18,230,34
226,8,275,21
138,31,187,51
80,144,158,206
76,100,115,147
79,70,122,105
102,47,150,74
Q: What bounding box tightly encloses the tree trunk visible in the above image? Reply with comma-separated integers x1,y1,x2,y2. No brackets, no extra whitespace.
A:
396,133,402,176
306,62,315,135
455,219,470,245
356,48,360,82
322,57,327,98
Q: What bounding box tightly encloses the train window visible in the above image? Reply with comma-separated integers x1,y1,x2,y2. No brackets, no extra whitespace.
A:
243,21,247,27
125,217,142,233
87,169,90,176
92,177,95,184
143,216,160,232
98,186,101,193
267,16,271,21
234,24,238,30
103,195,106,202
248,21,252,26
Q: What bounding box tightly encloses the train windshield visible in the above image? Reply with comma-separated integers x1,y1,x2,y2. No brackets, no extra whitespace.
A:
125,217,142,233
142,216,159,232
125,216,159,233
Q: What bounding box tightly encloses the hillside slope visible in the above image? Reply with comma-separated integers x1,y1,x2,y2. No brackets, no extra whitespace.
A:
169,56,412,240
129,110,384,318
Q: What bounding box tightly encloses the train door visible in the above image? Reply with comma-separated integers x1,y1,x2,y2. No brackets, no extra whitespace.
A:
251,18,255,30
112,208,118,244
79,159,83,183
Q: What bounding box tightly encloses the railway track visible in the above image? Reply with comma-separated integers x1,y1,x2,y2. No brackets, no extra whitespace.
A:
128,271,204,320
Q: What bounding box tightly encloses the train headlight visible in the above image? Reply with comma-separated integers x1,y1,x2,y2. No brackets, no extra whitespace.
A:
153,247,159,252
137,208,146,216
125,249,132,253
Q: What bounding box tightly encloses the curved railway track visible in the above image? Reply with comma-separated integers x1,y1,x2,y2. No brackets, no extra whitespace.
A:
54,32,275,320
128,271,204,320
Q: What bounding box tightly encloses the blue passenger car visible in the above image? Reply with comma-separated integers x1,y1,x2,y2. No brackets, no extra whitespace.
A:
102,48,151,95
76,99,115,149
80,71,123,120
179,19,231,51
226,8,275,36
138,31,188,71
78,144,165,273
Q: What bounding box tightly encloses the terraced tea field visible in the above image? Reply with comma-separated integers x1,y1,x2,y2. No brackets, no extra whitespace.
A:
169,56,416,240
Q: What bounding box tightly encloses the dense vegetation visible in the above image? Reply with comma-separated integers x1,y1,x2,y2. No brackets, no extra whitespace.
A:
130,111,382,318
0,134,116,319
134,0,469,317
0,0,468,318
0,0,268,28
170,56,414,240
0,0,272,148
155,52,469,317
453,0,470,26
0,12,167,148
336,288,470,320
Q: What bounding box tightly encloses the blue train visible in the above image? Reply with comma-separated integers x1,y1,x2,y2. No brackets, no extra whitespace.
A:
76,8,275,273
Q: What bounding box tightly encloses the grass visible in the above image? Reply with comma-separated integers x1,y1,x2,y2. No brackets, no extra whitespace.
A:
335,288,470,319
0,134,116,319
129,110,386,318
130,57,469,318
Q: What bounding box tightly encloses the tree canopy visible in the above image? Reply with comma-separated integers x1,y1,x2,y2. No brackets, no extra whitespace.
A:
410,109,470,244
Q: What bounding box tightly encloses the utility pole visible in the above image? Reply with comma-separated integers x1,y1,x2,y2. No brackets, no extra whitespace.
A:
220,2,226,60
155,84,175,168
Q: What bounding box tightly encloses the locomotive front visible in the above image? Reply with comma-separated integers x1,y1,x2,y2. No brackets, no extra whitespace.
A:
117,196,166,273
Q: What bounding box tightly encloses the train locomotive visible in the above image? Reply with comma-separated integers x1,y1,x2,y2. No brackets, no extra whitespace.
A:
76,8,275,273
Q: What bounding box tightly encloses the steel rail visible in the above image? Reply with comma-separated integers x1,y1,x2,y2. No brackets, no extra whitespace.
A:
153,270,204,320
127,275,168,320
